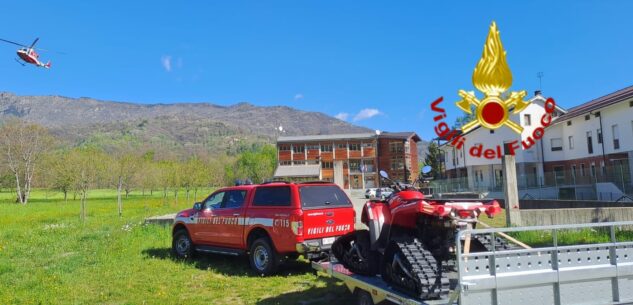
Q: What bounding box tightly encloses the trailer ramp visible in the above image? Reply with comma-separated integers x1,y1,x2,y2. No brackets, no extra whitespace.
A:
456,221,633,305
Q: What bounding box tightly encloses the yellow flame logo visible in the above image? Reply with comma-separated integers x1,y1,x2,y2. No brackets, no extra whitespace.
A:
456,21,529,134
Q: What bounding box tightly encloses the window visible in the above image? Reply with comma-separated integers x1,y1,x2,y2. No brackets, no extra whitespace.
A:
279,160,291,166
293,161,305,165
551,138,563,151
567,121,572,126
586,131,593,154
391,155,404,170
349,143,361,151
224,190,247,208
253,186,291,206
568,136,574,149
362,142,374,148
299,186,352,209
585,115,590,121
597,129,602,144
630,101,633,107
580,164,586,176
524,114,532,126
571,165,577,178
362,160,375,173
590,163,596,177
389,142,404,153
595,112,600,117
337,143,346,149
601,161,606,176
490,130,495,134
293,145,305,153
320,144,333,152
554,166,565,184
306,144,319,150
279,145,290,151
349,160,361,171
203,192,225,209
321,161,333,169
612,124,620,150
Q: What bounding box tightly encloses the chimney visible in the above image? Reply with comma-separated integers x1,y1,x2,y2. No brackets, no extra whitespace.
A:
535,90,542,96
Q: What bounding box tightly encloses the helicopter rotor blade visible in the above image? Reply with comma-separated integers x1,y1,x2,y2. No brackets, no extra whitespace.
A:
29,38,40,49
0,38,28,47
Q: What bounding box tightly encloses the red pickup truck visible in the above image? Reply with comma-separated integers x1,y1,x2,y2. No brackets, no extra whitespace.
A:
171,181,355,275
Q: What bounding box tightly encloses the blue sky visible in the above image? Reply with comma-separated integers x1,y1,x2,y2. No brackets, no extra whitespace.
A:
1,1,632,141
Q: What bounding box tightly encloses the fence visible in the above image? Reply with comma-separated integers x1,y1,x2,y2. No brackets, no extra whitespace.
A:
432,163,633,202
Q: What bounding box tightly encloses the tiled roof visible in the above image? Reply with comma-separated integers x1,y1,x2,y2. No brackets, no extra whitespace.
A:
273,165,321,178
553,85,633,123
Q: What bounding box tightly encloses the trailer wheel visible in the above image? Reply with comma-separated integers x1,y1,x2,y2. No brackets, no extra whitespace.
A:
354,289,374,305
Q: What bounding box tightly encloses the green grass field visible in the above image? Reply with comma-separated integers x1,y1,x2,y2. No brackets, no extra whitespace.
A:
0,189,352,305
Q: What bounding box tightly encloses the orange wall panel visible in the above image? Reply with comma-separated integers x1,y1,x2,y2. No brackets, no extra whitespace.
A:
334,149,348,159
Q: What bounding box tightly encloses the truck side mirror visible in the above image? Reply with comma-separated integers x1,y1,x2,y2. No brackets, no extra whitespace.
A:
193,202,203,211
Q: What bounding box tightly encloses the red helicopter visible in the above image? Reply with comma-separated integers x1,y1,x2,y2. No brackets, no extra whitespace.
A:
0,37,52,68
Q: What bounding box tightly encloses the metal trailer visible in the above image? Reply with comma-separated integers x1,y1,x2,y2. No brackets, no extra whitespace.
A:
314,221,633,305
312,261,456,305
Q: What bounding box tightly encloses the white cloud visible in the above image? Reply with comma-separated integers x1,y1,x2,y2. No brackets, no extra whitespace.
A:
335,112,349,121
353,108,382,121
161,55,172,72
294,93,304,101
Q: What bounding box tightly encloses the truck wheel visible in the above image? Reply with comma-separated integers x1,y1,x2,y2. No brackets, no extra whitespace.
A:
249,238,279,276
172,229,194,258
355,289,374,305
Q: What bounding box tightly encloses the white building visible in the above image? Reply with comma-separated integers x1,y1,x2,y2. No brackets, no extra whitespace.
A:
439,86,633,200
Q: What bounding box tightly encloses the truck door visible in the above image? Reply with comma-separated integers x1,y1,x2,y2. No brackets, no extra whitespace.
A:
210,190,247,248
192,191,226,244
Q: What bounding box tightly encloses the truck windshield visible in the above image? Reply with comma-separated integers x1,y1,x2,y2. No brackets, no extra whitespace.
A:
299,185,352,209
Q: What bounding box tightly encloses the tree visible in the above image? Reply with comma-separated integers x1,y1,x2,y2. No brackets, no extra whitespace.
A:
424,141,442,179
0,119,54,204
111,147,142,217
70,148,107,221
47,150,76,202
233,145,277,183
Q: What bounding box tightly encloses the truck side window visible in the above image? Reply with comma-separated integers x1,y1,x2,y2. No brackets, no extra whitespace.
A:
223,190,246,209
203,192,225,209
253,186,291,206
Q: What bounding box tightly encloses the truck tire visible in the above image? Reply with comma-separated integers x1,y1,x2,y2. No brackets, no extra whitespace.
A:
249,237,279,276
172,229,195,258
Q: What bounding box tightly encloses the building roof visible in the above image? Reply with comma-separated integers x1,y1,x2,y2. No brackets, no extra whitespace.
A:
277,131,422,143
273,165,321,178
378,131,421,142
277,133,377,143
552,84,633,124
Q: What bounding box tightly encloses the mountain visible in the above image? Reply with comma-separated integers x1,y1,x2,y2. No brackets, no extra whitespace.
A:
0,92,371,154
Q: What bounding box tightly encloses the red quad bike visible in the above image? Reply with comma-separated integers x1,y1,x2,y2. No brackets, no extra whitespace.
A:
332,167,515,300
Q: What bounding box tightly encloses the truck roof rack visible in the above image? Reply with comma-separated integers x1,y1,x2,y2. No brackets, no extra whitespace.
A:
300,181,332,184
260,180,291,185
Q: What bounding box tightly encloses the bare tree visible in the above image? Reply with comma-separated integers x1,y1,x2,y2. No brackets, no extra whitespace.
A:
70,148,106,221
0,120,54,204
111,148,141,217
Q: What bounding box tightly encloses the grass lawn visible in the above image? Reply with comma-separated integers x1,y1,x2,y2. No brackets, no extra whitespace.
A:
0,189,352,305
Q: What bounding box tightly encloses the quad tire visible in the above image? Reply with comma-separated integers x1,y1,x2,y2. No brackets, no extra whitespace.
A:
332,230,379,276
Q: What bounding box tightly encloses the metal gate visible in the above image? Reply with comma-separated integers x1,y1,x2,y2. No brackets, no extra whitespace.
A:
456,221,633,305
